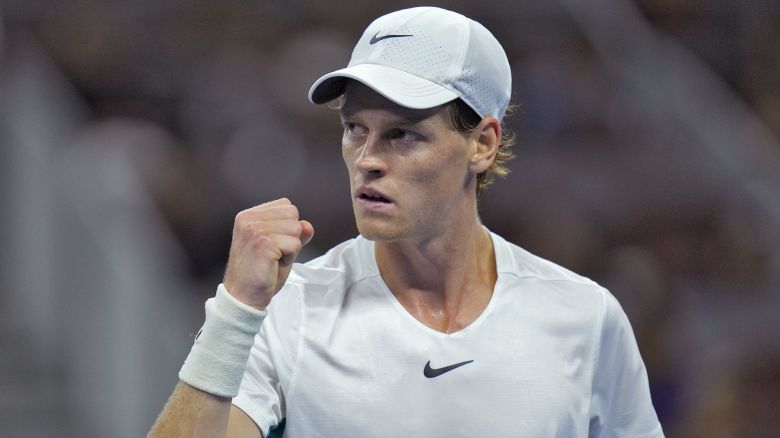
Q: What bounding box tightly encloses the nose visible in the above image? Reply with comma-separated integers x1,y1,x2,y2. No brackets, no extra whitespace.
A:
354,134,387,178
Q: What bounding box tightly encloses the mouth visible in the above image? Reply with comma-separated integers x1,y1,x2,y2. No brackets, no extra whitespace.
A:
358,193,392,203
356,187,393,206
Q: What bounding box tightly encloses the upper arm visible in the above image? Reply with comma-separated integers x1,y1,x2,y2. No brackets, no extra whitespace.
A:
589,291,664,438
228,404,263,438
231,281,303,436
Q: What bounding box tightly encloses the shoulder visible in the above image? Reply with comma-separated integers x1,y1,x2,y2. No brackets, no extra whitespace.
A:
491,231,613,320
289,235,376,286
492,231,604,291
259,236,376,343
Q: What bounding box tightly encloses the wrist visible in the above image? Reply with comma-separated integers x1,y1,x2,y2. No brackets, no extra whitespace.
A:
178,283,267,398
222,280,271,311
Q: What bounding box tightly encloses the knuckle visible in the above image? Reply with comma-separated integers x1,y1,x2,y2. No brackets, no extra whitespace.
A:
290,220,303,235
250,227,271,242
252,236,274,253
283,204,299,218
234,209,249,225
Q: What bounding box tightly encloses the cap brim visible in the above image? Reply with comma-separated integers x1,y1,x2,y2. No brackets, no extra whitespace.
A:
308,64,459,109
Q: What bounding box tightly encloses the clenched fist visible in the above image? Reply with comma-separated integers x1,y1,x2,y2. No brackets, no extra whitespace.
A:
223,198,315,310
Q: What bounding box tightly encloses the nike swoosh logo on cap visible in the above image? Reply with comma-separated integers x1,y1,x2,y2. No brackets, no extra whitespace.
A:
423,360,474,378
370,31,414,45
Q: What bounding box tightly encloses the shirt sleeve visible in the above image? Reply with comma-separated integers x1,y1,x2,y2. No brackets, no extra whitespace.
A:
589,290,665,438
232,282,302,437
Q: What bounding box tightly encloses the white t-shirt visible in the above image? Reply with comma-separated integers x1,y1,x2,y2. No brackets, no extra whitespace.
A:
232,232,664,438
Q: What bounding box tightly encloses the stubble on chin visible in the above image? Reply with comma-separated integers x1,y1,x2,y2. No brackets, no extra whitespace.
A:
354,214,405,242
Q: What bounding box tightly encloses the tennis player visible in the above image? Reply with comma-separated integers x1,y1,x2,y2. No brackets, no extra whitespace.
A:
150,7,664,437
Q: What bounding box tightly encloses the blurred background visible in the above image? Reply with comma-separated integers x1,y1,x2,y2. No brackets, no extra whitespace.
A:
1,0,778,436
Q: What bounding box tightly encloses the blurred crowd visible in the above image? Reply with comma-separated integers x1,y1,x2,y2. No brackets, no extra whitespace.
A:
1,0,778,436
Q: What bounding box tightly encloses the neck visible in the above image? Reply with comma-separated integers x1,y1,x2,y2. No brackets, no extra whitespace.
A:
374,217,497,334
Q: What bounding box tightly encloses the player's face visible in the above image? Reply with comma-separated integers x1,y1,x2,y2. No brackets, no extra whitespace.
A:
340,81,478,242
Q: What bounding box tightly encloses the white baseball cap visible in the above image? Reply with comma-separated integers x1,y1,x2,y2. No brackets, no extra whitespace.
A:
308,7,511,120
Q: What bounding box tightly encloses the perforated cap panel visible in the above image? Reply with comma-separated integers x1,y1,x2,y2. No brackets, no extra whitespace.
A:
309,7,511,119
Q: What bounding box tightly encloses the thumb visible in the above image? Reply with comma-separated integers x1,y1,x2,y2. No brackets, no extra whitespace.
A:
299,220,315,246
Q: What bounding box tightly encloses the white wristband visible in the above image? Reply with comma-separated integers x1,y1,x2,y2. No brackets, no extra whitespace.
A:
179,283,268,397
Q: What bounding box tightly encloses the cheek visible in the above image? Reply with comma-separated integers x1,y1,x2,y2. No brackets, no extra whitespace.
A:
415,142,470,182
415,166,446,189
404,155,467,199
341,146,356,173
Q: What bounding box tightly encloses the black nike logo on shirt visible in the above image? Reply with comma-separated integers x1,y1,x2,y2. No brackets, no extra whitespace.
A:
423,360,474,378
369,31,413,45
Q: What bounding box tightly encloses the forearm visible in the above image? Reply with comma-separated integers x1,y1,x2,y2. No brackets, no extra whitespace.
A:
149,200,308,437
149,381,231,437
148,285,269,437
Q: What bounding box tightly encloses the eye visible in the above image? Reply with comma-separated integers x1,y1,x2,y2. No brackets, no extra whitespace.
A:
343,121,368,137
388,128,422,142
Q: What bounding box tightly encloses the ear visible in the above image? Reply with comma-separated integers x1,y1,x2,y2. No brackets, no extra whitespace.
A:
468,117,501,175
